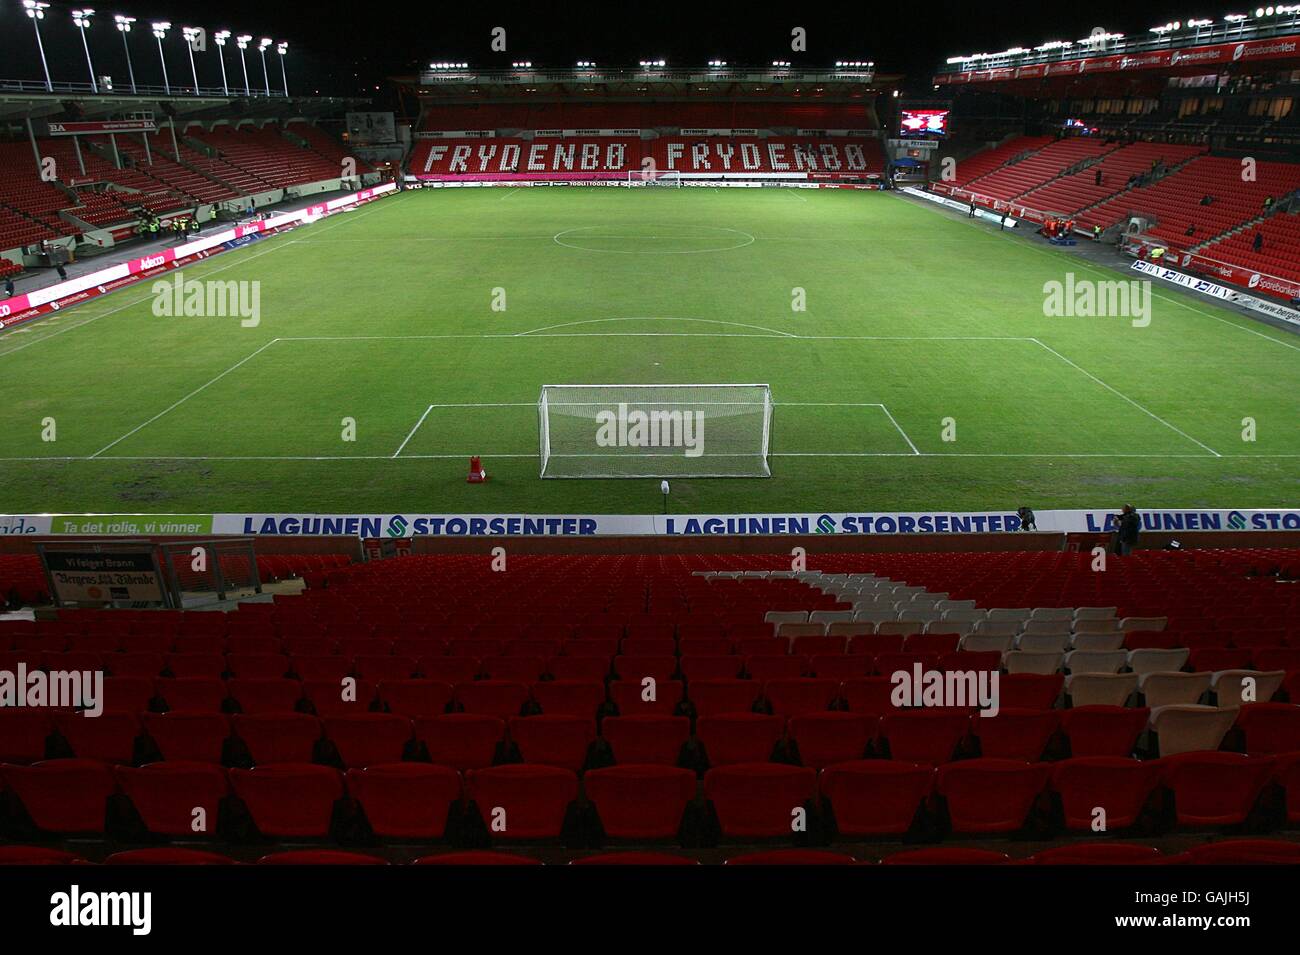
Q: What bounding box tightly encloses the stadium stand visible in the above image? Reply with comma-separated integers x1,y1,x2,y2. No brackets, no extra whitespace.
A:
2,547,1297,863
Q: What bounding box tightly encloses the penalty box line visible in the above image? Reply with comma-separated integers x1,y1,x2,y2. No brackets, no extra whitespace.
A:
393,400,921,459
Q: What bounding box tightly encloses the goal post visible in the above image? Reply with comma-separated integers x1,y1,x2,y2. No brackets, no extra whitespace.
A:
538,383,772,479
627,168,683,187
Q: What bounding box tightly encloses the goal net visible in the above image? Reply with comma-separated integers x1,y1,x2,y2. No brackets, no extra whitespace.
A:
627,168,683,187
538,383,772,478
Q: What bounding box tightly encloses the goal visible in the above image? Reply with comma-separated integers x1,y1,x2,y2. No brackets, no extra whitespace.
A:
627,168,683,187
538,383,772,478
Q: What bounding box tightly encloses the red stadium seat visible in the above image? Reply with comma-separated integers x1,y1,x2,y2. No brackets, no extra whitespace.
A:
228,764,345,837
1234,703,1300,754
879,709,971,764
697,713,785,767
687,679,761,717
378,680,454,718
0,846,88,865
1,759,117,833
703,763,818,838
1060,705,1150,757
787,712,876,769
257,850,386,865
156,677,227,713
345,763,462,838
584,765,696,839
839,677,896,715
1049,757,1161,831
323,713,414,767
1029,843,1164,865
508,715,596,772
1157,752,1276,826
529,681,606,719
602,715,690,765
301,678,376,717
0,711,54,763
465,764,579,840
454,681,530,719
52,711,141,764
412,851,540,865
114,762,230,837
997,674,1065,710
819,760,934,836
141,713,230,764
610,678,683,716
762,678,839,717
415,713,505,770
1174,839,1300,864
573,851,698,865
934,759,1051,833
228,678,304,715
232,713,322,765
972,708,1060,761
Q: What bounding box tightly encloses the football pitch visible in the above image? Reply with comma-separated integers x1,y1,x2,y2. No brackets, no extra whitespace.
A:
0,186,1296,515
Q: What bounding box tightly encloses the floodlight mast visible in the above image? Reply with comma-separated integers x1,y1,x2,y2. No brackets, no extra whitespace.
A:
24,2,53,93
183,27,202,93
115,16,137,93
258,38,272,96
72,9,98,93
152,22,172,95
214,31,231,96
276,42,288,96
236,35,252,95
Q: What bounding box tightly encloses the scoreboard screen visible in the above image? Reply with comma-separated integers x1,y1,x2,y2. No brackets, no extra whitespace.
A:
898,108,950,138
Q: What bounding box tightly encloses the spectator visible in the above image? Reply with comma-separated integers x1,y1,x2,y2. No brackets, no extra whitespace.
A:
1185,224,1196,237
3,276,14,298
1113,505,1141,557
1199,194,1213,205
1263,195,1274,211
1094,168,1103,186
1253,230,1264,252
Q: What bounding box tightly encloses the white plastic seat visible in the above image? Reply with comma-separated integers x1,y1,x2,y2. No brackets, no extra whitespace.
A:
853,609,898,624
764,611,808,626
1065,673,1138,707
1030,608,1074,621
1119,616,1168,632
1126,648,1190,676
986,608,1032,624
1021,619,1073,637
1138,671,1212,708
941,609,987,624
936,599,977,613
1017,633,1070,652
1149,704,1238,757
809,610,854,626
1072,618,1120,635
1211,670,1286,707
1064,650,1129,675
960,634,1014,653
973,621,1021,637
1073,607,1118,621
1002,650,1064,675
897,610,940,624
1069,632,1126,652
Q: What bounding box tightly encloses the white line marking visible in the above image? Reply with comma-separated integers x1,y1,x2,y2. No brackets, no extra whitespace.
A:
89,338,282,458
878,404,921,455
1030,338,1221,456
515,317,798,338
392,404,434,458
0,241,290,360
6,452,1297,462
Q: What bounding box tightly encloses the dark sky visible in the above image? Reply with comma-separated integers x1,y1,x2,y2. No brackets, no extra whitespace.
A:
0,0,1231,103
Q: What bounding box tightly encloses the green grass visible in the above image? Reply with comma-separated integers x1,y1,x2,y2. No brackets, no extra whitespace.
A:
0,186,1296,515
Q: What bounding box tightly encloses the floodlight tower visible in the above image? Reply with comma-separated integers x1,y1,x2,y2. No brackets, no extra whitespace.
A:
182,27,202,93
152,22,172,94
115,15,137,93
214,31,231,96
258,38,272,96
276,41,289,96
72,9,98,93
23,2,53,93
236,35,253,95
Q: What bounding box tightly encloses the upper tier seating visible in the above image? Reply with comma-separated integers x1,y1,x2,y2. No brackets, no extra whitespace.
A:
418,102,873,132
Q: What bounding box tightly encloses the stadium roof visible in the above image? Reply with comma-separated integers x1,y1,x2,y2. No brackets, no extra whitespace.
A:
396,64,904,103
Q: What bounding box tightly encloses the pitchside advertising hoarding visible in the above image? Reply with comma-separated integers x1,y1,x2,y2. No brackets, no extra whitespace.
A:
3,510,1299,538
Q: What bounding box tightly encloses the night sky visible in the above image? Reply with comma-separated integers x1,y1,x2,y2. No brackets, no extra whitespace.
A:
0,1,1246,105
